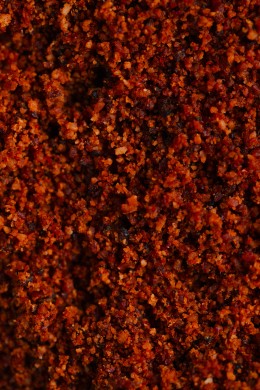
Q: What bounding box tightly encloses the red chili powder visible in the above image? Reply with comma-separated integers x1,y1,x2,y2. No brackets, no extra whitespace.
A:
0,1,259,389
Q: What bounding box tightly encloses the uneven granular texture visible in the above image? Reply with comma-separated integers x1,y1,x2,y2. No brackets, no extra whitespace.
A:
0,0,259,389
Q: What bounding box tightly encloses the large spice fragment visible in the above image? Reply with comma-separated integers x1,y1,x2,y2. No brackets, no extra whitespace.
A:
0,0,259,389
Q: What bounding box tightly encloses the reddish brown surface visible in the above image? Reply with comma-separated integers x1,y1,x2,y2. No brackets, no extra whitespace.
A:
0,1,259,389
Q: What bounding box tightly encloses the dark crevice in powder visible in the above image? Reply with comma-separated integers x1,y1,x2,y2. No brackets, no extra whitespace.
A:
47,120,60,139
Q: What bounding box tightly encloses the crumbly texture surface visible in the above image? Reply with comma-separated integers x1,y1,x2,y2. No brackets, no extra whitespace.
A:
0,1,259,389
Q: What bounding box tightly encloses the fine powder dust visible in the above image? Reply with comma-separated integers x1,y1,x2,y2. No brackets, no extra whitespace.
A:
0,1,259,389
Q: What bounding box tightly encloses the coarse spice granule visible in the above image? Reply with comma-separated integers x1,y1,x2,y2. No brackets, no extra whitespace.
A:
0,0,259,389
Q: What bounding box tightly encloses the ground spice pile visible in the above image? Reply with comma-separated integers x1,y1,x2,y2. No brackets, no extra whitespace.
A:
0,0,259,389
